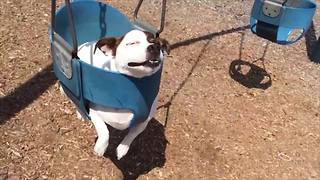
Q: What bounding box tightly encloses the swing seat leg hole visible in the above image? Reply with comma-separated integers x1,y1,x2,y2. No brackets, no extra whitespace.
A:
229,59,272,90
287,29,304,42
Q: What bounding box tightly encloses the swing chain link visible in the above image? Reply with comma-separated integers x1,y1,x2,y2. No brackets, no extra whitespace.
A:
51,0,56,39
52,0,167,54
65,0,78,58
133,0,167,37
51,0,79,58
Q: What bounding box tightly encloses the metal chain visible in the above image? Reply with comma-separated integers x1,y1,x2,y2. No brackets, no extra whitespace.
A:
134,0,167,36
65,0,78,58
51,0,56,39
52,0,167,55
158,0,167,36
99,3,107,38
51,0,78,58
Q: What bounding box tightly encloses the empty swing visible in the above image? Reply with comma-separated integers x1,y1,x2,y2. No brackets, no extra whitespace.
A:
49,0,167,127
250,0,317,45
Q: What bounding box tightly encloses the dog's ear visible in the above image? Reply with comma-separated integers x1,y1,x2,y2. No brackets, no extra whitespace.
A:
94,37,123,56
159,38,170,55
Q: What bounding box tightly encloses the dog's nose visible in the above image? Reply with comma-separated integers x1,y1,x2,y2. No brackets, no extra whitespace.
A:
147,43,161,54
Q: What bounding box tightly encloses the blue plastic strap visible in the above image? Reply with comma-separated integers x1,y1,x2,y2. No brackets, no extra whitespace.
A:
81,62,162,126
53,57,90,118
51,0,86,116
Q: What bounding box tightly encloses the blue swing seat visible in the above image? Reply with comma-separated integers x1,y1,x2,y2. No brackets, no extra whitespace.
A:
50,0,162,127
250,0,317,45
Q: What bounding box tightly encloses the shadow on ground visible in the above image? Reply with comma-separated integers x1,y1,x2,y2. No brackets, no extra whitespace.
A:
104,118,168,180
229,59,272,90
0,64,56,125
229,32,272,90
170,25,250,50
305,21,320,63
158,25,252,126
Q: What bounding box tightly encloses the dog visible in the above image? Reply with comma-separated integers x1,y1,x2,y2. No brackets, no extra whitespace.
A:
60,30,169,160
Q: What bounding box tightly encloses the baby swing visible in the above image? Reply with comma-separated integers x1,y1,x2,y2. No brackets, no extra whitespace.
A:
250,0,317,45
50,0,167,127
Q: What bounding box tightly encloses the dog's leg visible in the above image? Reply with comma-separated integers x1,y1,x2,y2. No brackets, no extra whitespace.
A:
116,118,151,160
90,113,109,156
116,96,158,160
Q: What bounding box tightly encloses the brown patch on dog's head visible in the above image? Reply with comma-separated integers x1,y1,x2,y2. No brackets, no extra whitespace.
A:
94,37,123,56
144,31,170,55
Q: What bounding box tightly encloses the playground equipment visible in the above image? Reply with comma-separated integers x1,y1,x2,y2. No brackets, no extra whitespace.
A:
250,0,317,45
50,0,166,126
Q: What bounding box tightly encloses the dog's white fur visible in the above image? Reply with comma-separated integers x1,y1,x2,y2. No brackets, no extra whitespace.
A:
60,30,164,159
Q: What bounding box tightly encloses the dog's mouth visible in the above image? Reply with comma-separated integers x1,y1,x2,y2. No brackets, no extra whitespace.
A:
128,59,161,68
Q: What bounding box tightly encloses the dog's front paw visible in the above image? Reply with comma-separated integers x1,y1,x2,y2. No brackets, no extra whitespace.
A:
94,142,108,157
116,144,129,160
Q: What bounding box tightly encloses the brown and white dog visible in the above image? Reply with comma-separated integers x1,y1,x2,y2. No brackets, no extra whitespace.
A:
61,30,169,160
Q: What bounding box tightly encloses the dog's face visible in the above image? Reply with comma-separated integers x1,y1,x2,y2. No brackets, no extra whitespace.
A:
95,30,169,78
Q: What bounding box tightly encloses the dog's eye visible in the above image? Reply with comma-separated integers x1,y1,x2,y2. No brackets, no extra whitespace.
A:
126,41,140,46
